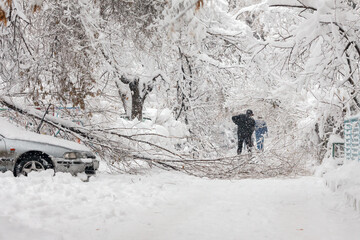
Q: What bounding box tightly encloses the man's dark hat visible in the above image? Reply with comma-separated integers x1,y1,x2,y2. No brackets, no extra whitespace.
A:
246,109,254,116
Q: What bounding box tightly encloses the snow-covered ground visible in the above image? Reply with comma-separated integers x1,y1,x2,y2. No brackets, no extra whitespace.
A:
1,168,359,240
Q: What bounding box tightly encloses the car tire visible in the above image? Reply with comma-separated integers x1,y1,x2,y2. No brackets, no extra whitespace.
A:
14,156,49,177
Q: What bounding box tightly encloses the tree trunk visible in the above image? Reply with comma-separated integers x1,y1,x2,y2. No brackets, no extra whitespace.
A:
129,78,143,120
176,47,193,124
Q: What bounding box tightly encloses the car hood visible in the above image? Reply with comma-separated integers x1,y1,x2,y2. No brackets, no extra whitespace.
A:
0,118,90,152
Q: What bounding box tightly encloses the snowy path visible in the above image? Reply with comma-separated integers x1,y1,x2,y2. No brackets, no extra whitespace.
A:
0,170,359,240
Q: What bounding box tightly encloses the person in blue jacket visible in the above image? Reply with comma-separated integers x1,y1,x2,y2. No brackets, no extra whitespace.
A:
232,109,256,154
255,117,268,151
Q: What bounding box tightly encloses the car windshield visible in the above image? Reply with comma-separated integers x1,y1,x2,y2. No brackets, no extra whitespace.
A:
0,117,89,151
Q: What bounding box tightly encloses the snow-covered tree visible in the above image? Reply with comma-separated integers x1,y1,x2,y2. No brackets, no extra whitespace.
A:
1,0,357,177
234,0,360,162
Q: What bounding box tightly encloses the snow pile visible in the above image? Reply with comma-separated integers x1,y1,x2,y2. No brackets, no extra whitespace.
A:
89,107,189,159
323,160,360,212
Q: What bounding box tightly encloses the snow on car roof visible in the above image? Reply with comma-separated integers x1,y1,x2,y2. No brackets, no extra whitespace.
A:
0,117,89,152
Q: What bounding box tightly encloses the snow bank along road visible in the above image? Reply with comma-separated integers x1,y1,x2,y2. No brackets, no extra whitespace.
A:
0,170,359,240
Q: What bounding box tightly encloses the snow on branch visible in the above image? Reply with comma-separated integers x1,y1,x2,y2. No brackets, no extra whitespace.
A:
267,0,317,11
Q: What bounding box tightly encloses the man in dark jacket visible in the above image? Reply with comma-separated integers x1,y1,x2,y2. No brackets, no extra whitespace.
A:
232,109,256,154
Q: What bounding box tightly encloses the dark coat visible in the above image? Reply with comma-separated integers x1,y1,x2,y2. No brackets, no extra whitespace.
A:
232,114,256,137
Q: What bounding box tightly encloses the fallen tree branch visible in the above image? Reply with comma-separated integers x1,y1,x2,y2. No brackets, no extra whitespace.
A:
0,97,305,179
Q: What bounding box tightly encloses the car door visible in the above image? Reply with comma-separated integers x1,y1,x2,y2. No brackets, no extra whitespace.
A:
0,135,7,171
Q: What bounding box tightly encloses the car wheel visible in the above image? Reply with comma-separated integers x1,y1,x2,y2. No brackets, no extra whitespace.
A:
15,156,48,176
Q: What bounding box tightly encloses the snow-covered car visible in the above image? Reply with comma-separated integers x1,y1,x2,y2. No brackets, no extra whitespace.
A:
0,118,99,176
